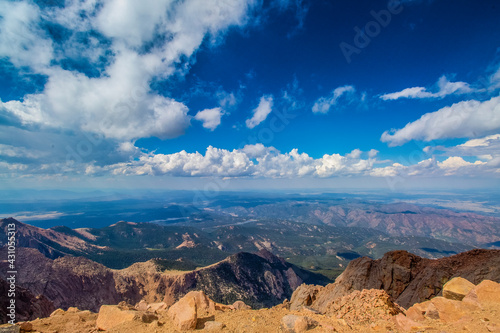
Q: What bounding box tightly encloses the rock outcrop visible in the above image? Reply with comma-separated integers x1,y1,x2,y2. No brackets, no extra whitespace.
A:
325,289,404,323
321,249,500,308
0,278,55,323
14,278,500,332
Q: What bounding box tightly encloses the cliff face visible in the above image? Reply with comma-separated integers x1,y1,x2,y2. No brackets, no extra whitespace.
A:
290,249,500,310
0,247,328,321
0,278,54,322
335,249,500,308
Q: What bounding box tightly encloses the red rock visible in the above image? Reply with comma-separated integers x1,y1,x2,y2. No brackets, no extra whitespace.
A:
463,280,500,307
135,300,148,312
231,300,251,310
96,305,140,331
280,315,317,333
289,284,323,311
148,302,167,313
429,297,478,323
406,300,439,322
183,291,216,315
325,289,403,324
203,321,226,331
312,249,500,309
167,295,197,331
49,309,65,317
18,322,33,331
443,277,475,301
393,313,426,332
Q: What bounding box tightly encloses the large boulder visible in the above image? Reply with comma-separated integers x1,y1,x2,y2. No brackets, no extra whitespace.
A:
182,291,215,316
463,280,500,307
203,321,226,331
231,300,251,310
405,300,439,322
427,297,477,323
96,305,140,331
280,315,317,333
393,313,427,332
167,294,198,331
443,277,475,301
289,284,323,311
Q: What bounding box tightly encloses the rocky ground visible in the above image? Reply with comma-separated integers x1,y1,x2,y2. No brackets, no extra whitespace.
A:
2,277,499,333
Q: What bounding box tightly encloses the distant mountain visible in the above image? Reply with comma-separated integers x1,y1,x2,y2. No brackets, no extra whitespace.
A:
217,201,500,246
0,217,100,259
1,216,481,284
0,247,329,322
0,218,474,280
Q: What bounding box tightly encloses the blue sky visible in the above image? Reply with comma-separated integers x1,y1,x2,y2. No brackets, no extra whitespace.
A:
1,0,500,191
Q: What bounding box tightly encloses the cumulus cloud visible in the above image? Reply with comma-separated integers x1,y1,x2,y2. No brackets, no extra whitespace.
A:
0,1,53,70
105,145,380,179
381,96,500,146
380,76,472,100
312,85,355,114
246,95,274,129
2,138,499,179
424,134,500,165
438,156,484,170
194,107,224,131
0,0,259,141
369,156,494,178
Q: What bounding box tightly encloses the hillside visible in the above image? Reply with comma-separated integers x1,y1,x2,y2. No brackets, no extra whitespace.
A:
0,247,329,322
0,217,476,280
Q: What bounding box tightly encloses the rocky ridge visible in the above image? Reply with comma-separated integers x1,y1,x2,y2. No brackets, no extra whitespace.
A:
5,277,500,332
300,249,500,309
0,247,328,322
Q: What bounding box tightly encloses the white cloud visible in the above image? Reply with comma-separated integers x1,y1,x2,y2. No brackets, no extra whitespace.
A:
194,107,224,131
246,95,274,129
381,96,500,146
0,0,258,141
424,134,500,168
312,85,355,114
0,1,53,70
94,0,172,48
2,138,500,179
106,145,379,179
438,156,484,170
459,134,500,148
380,76,472,100
370,163,407,177
217,92,238,108
113,146,255,177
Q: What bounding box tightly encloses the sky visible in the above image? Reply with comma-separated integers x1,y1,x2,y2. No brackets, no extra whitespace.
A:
0,0,500,191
